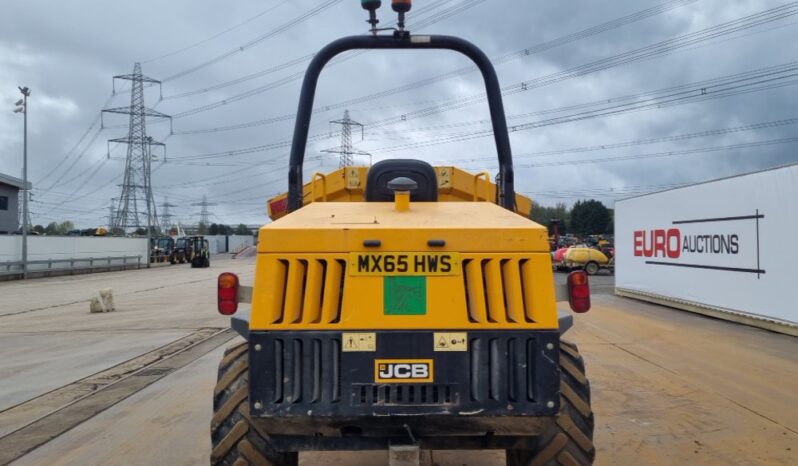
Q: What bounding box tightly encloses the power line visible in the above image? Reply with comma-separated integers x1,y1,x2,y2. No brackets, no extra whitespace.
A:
466,137,798,170
34,95,109,187
162,0,344,82
142,0,291,64
165,62,798,164
449,117,798,164
163,0,488,119
369,62,798,153
165,0,695,131
160,0,465,102
364,3,798,129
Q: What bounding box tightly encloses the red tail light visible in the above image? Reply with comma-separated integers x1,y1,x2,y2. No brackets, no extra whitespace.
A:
567,271,591,313
218,272,239,315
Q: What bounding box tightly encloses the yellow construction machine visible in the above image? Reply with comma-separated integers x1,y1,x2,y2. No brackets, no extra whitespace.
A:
212,2,594,465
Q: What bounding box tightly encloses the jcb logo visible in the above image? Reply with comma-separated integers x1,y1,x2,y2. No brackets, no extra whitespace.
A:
374,359,434,383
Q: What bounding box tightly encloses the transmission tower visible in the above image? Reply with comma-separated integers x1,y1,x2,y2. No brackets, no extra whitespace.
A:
18,191,32,233
102,62,172,233
322,110,371,167
160,197,177,232
108,197,117,231
192,195,217,231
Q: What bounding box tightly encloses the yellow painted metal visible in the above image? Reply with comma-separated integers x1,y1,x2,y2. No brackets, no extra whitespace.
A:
283,259,306,324
321,259,343,324
473,172,490,202
302,259,324,323
501,259,524,323
251,258,286,324
311,172,328,202
251,164,557,332
249,252,557,330
464,259,487,324
521,255,558,327
483,259,506,323
395,191,410,212
266,166,534,220
259,202,549,253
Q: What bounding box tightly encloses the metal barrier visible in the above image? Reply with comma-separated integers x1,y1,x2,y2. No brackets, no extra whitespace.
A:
0,255,143,278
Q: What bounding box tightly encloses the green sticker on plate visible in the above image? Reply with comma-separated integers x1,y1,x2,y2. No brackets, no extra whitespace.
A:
384,276,426,315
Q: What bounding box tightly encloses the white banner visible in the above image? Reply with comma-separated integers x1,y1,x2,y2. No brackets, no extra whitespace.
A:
616,164,797,326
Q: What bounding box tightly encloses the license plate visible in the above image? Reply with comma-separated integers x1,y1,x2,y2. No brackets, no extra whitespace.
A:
349,252,461,276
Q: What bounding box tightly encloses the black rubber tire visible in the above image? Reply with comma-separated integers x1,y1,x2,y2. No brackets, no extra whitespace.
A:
506,340,595,466
584,262,599,276
211,342,298,466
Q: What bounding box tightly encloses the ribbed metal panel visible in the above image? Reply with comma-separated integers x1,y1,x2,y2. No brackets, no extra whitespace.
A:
268,258,346,325
464,257,534,324
351,384,455,405
469,336,538,403
267,337,342,406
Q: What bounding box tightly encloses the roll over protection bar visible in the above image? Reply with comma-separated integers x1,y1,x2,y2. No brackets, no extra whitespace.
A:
287,33,515,212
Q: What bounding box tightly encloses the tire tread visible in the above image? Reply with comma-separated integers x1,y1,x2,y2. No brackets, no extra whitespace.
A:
211,343,297,466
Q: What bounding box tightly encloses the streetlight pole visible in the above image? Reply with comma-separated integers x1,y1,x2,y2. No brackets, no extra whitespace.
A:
145,136,153,269
14,87,30,279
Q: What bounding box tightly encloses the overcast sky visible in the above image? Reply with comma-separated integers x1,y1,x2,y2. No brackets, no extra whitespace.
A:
1,0,796,229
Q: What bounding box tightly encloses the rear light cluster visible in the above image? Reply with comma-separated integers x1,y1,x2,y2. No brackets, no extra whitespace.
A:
218,272,239,315
567,271,591,313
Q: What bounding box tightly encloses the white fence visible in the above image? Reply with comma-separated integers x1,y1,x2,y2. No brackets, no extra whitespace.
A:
0,236,148,273
205,235,255,254
615,163,797,334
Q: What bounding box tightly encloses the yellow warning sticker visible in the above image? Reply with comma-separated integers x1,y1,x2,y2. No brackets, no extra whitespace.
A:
433,332,468,352
342,332,376,352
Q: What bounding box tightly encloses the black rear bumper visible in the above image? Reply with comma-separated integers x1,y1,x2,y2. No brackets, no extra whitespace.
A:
248,330,560,441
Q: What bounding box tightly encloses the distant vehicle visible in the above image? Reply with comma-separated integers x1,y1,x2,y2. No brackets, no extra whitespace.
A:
553,246,570,265
188,236,210,268
151,236,177,264
66,228,107,237
173,237,190,264
562,247,612,275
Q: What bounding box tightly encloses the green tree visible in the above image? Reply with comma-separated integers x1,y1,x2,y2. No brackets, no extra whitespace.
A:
198,222,208,235
134,227,147,236
209,223,219,235
570,199,610,235
235,224,250,235
32,224,45,235
58,221,75,235
44,222,59,235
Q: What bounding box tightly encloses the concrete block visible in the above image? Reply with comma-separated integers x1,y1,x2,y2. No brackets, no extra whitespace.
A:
90,288,115,313
389,445,421,466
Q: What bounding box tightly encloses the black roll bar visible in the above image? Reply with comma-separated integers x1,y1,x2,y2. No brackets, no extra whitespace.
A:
288,33,515,211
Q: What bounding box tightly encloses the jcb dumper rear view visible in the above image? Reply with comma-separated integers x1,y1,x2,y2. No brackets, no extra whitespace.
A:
211,2,595,465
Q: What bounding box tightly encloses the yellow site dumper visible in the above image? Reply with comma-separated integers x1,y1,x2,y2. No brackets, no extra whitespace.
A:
211,2,594,465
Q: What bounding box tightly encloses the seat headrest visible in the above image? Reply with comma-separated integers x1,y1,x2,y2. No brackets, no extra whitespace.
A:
365,159,438,202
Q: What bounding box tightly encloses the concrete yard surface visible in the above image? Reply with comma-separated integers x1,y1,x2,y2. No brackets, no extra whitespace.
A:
0,256,796,465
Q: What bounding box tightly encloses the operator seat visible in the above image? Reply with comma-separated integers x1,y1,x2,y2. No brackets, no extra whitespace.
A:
365,159,438,202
